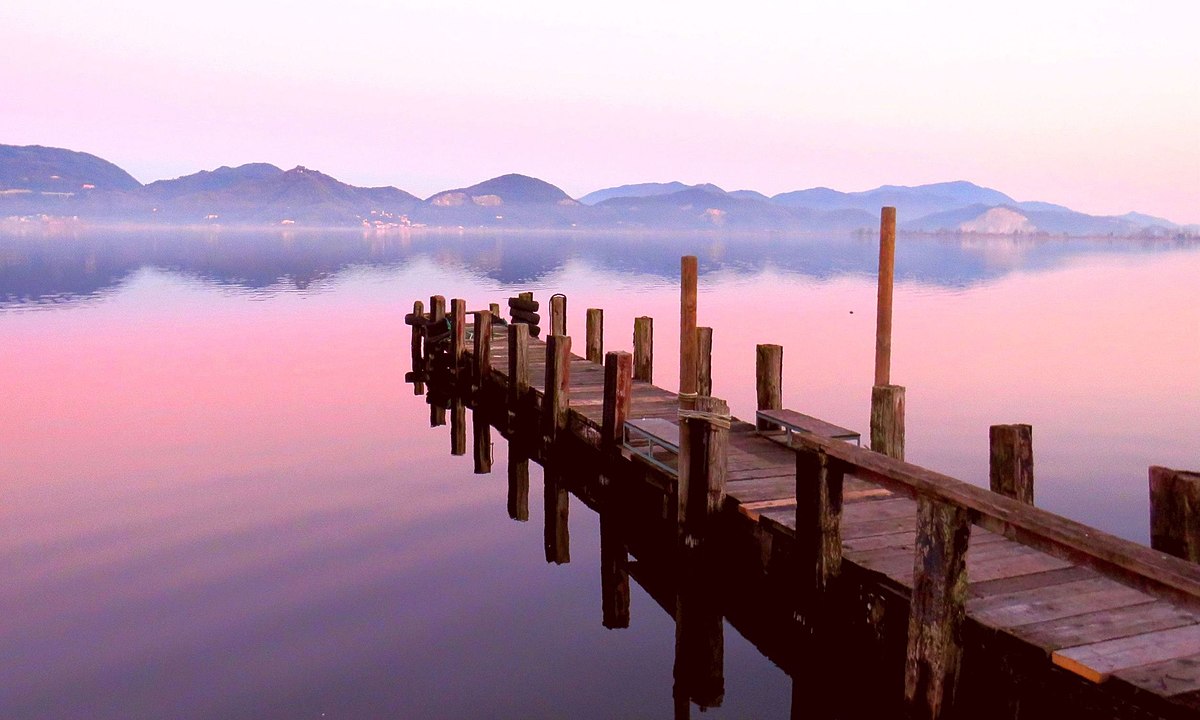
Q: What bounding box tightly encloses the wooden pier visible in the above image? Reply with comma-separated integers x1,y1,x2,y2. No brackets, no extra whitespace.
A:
405,211,1200,719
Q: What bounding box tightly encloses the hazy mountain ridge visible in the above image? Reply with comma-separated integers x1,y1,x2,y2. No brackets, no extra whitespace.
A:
2,144,1193,236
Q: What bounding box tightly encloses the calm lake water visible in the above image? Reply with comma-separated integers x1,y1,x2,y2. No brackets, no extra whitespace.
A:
1,230,1197,718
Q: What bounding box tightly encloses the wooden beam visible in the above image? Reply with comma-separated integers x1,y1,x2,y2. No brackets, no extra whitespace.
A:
602,351,633,448
680,256,698,405
697,326,713,396
1151,466,1200,563
905,497,971,720
870,384,905,460
756,344,783,430
633,316,653,383
586,308,603,363
990,424,1033,504
875,206,896,386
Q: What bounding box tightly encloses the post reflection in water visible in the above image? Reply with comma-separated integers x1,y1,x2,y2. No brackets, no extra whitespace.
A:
507,447,531,522
450,398,466,456
543,458,571,565
599,482,631,630
472,412,493,474
673,552,726,718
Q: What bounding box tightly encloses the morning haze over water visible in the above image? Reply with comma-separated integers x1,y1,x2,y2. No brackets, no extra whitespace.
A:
1,230,1196,717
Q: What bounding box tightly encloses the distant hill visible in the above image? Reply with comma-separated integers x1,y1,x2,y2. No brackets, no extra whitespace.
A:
144,163,283,199
426,173,576,206
773,181,1015,220
0,144,142,192
578,181,690,205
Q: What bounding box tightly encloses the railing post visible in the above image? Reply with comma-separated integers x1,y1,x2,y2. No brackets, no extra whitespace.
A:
905,497,972,720
450,298,466,372
543,335,571,444
602,351,633,449
473,309,492,391
794,449,844,630
1150,466,1200,563
990,424,1033,504
697,326,713,396
550,294,567,337
586,308,604,363
633,316,654,382
508,322,530,425
871,384,905,460
875,206,896,387
680,256,699,408
677,396,730,548
755,344,783,430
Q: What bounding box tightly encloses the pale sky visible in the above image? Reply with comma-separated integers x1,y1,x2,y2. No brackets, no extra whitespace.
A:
2,0,1197,223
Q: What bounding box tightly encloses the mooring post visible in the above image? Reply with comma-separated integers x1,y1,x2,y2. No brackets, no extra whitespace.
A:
1150,466,1200,562
544,461,571,564
697,326,713,397
450,298,466,372
550,294,567,337
633,316,654,383
450,398,466,456
905,497,972,720
427,295,446,362
489,302,500,318
989,424,1033,504
472,412,492,474
543,335,572,444
507,446,530,522
755,344,783,430
586,308,604,363
602,351,634,449
794,448,845,630
600,506,631,629
677,396,730,548
508,322,530,426
870,385,905,460
680,256,699,409
473,309,492,391
875,206,896,387
410,299,425,395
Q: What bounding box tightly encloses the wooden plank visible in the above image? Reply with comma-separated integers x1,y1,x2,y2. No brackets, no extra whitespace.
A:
1014,600,1199,651
1114,651,1200,701
969,577,1154,629
1052,624,1200,683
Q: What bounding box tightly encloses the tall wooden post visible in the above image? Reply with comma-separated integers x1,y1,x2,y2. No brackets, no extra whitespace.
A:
905,497,971,720
543,335,571,444
450,298,466,372
550,294,567,337
795,449,845,630
602,351,634,448
508,322,530,425
990,424,1033,504
680,256,698,408
755,344,783,430
677,397,730,548
697,327,713,397
472,413,492,474
544,462,570,564
473,309,492,391
633,316,654,383
450,398,466,456
507,446,530,522
410,300,425,395
586,308,604,363
1150,466,1200,563
429,295,446,325
875,206,896,387
871,385,905,460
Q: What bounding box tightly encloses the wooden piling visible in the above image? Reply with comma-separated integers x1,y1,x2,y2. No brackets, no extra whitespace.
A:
1150,466,1200,563
602,351,634,448
508,322,530,416
450,398,466,456
429,295,446,325
795,449,845,624
905,497,972,720
410,300,425,395
989,424,1033,504
870,384,905,460
875,206,896,387
600,508,630,629
450,298,466,371
544,464,570,564
755,344,783,431
489,302,500,318
550,294,567,337
473,309,492,389
697,326,713,397
507,447,530,522
472,413,492,474
633,316,654,383
543,335,571,443
680,256,698,406
677,397,730,547
586,308,604,363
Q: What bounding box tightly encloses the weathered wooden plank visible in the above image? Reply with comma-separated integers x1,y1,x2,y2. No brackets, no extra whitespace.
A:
1053,624,1200,683
1114,651,1200,700
969,577,1154,629
1015,600,1199,651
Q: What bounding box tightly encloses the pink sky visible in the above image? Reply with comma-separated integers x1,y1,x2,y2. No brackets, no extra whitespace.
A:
2,0,1197,223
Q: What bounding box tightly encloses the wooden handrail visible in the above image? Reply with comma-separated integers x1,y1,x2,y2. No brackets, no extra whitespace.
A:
788,433,1200,612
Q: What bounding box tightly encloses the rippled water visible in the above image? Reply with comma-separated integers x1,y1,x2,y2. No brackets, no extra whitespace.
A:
1,230,1197,718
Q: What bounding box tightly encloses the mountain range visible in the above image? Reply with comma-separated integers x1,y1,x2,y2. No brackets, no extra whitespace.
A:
2,144,1194,236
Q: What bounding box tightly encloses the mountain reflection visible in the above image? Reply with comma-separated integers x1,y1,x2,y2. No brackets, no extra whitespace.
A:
1,228,1193,309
